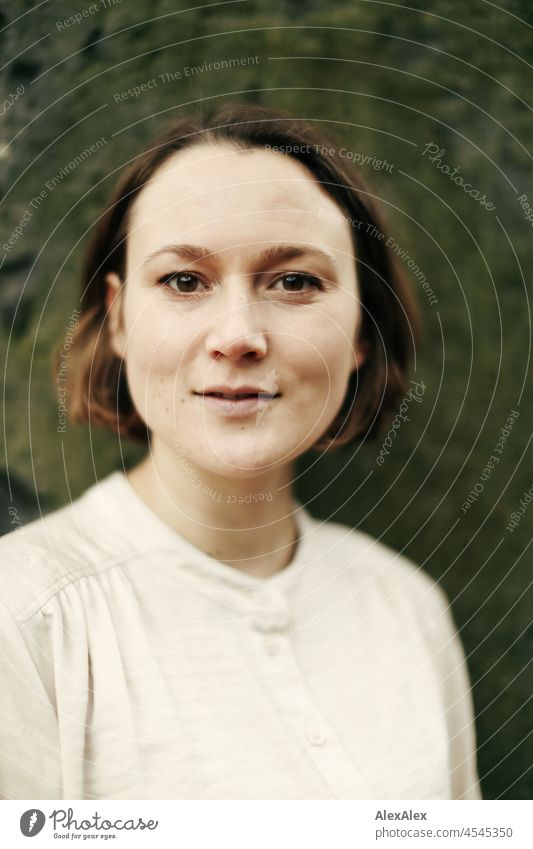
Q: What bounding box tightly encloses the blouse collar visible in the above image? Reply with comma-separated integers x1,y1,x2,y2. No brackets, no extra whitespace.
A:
90,470,322,599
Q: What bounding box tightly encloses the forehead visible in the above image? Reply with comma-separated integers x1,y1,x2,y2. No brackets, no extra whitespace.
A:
127,142,354,260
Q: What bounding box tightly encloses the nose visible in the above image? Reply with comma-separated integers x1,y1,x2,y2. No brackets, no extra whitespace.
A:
205,283,268,361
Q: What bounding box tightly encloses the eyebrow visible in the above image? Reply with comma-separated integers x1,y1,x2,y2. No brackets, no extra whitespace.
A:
142,243,340,275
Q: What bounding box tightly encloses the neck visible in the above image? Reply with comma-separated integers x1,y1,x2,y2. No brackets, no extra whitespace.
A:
125,439,300,579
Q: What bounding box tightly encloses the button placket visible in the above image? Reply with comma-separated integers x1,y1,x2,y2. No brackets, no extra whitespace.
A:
252,613,291,634
250,607,327,741
251,586,292,645
250,624,376,799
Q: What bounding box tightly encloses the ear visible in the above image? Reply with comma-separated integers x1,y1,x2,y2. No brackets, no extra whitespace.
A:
350,336,369,374
105,272,126,359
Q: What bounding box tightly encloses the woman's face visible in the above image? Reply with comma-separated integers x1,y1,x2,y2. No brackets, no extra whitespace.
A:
106,142,367,477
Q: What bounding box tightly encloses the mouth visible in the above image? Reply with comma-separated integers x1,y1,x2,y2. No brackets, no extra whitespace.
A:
193,390,281,417
197,391,280,401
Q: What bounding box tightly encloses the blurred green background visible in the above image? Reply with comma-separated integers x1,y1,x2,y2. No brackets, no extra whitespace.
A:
1,0,532,799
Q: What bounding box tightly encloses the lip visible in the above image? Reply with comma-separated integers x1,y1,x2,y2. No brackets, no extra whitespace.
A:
194,387,281,418
196,385,279,396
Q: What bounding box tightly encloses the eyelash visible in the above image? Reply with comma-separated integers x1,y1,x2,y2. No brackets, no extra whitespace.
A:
156,271,325,297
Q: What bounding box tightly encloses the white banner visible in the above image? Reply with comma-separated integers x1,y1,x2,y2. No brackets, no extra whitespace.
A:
0,799,532,848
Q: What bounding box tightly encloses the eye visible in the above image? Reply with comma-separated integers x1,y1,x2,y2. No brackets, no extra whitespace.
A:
157,270,324,297
158,271,206,294
270,273,323,294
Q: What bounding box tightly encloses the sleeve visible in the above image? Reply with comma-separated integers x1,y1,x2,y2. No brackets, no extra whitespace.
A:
426,581,483,800
0,599,62,799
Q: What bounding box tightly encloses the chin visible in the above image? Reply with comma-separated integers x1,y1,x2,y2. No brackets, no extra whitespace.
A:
208,454,283,477
198,440,294,477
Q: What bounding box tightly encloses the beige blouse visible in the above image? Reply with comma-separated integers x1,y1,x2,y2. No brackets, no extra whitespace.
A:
0,471,482,800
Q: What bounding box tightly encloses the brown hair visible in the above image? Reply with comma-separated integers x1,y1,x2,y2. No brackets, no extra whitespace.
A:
59,101,421,451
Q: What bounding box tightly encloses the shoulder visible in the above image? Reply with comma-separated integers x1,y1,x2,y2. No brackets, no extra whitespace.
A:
0,473,128,624
304,513,468,694
302,510,452,625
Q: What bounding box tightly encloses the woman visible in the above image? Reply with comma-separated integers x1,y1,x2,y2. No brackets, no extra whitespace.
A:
0,103,481,800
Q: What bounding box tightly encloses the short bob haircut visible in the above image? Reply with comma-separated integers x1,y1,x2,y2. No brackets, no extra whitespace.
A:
60,101,421,452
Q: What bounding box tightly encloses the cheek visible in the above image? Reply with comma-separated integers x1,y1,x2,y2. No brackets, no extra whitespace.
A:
293,309,356,382
122,317,186,427
123,296,184,369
